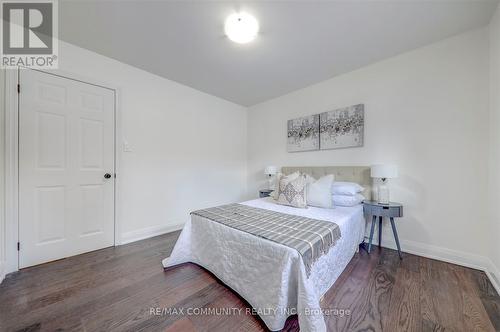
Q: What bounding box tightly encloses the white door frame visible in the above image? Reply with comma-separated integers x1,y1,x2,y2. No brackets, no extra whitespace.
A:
4,67,123,274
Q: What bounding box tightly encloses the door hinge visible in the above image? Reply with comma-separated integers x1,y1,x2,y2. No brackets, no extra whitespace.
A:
114,173,116,178
17,242,20,251
17,84,20,94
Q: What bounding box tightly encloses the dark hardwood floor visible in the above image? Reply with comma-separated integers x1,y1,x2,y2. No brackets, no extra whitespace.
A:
0,231,499,332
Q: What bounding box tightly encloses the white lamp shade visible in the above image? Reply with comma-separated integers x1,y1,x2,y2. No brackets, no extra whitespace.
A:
264,166,277,175
371,164,398,179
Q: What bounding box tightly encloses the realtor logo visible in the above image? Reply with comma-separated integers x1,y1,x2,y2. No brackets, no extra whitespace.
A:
1,0,58,68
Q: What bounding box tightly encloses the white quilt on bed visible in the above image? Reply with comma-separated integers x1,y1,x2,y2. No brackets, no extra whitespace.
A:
162,198,365,331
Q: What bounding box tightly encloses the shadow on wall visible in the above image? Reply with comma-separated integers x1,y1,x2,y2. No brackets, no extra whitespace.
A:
251,167,269,198
363,173,428,249
390,174,428,244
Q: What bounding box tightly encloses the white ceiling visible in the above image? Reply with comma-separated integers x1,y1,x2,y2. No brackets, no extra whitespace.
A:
59,0,499,106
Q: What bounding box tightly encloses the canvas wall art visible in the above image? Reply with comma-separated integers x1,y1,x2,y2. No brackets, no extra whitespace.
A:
319,104,364,150
287,114,320,152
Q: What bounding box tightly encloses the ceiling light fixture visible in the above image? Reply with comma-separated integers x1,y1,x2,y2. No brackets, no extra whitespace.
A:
224,12,259,44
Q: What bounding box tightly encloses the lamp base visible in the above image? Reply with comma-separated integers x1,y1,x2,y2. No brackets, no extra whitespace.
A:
268,175,276,190
377,183,390,204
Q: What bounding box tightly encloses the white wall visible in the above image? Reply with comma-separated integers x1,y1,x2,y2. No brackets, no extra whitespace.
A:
247,29,492,268
0,18,497,291
488,4,500,289
56,41,248,243
1,40,247,274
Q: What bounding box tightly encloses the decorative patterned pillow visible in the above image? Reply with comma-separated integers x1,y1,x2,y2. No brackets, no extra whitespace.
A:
272,171,300,200
276,174,308,208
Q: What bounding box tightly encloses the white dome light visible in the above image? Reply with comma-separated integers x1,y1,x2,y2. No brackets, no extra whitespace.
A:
224,12,259,44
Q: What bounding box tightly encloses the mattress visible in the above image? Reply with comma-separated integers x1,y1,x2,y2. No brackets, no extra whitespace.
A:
162,197,366,331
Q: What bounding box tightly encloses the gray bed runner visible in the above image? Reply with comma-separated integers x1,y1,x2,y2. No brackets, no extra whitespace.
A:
191,203,341,277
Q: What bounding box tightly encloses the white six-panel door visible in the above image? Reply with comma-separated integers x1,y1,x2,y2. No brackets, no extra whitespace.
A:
19,69,115,268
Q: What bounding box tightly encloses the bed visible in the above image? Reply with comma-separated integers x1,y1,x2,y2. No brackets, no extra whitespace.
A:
162,166,371,332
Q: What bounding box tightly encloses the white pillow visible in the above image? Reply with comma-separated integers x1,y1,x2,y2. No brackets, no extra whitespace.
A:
332,181,364,196
333,194,365,207
306,174,335,208
304,173,316,184
272,171,300,200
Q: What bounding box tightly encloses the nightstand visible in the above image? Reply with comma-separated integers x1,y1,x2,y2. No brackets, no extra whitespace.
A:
259,189,273,198
363,201,403,259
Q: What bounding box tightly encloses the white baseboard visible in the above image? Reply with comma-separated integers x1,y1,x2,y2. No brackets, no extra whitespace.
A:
366,235,500,295
0,224,185,282
124,223,500,294
484,258,500,295
120,222,185,245
0,260,5,285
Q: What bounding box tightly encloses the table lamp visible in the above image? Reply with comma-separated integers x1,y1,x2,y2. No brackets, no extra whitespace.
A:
264,166,277,190
370,164,398,204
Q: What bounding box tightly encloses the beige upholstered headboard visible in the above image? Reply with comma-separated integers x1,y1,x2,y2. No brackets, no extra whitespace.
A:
281,166,372,200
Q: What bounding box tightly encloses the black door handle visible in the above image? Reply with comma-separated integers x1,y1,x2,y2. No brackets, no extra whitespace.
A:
104,173,112,179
